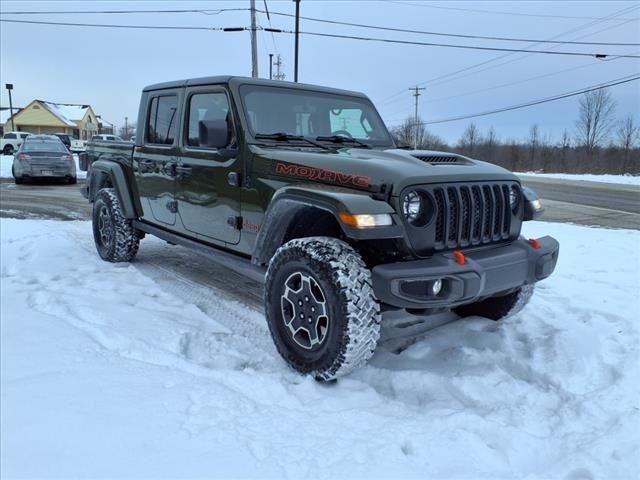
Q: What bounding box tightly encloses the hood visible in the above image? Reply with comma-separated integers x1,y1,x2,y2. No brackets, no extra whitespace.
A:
252,145,519,196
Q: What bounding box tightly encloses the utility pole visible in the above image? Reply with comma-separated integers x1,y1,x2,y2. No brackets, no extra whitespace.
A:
409,86,425,149
125,116,128,138
5,84,15,131
274,54,285,80
294,0,300,82
250,0,259,78
269,53,274,80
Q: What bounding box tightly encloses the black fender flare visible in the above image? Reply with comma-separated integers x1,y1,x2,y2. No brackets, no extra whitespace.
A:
252,187,403,266
88,160,139,219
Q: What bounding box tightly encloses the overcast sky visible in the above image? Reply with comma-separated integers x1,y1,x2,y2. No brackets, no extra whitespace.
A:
1,0,638,144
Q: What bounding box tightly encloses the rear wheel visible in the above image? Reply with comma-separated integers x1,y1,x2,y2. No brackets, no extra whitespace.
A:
454,284,535,321
265,237,381,381
92,188,140,262
68,176,77,185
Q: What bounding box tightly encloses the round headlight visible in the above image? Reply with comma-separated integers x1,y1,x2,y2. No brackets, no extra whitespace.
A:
402,190,423,223
509,185,520,212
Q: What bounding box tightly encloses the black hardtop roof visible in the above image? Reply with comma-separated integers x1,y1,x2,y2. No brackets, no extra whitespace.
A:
143,76,368,99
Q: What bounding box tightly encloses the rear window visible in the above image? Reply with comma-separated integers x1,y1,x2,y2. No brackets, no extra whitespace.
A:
23,141,68,153
146,95,178,145
4,133,17,139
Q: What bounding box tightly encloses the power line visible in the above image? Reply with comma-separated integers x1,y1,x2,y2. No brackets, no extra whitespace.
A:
292,30,640,59
3,6,636,46
420,74,640,125
376,5,640,106
389,1,640,22
0,18,242,30
425,54,634,105
5,17,634,60
0,8,249,15
259,9,639,46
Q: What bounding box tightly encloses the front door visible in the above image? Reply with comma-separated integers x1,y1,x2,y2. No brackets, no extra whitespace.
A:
175,88,241,244
134,91,182,226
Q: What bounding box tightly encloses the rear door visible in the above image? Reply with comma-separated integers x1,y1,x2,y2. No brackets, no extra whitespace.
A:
133,90,182,226
174,87,241,244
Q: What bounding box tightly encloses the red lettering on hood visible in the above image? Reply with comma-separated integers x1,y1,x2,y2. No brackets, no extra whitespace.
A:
275,163,370,188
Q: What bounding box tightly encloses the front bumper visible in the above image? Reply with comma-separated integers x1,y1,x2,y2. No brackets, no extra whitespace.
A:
372,236,559,309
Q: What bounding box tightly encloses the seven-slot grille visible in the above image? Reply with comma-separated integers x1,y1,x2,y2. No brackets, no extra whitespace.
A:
432,183,514,250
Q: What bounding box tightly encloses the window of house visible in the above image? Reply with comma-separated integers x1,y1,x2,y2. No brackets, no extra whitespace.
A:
146,95,178,145
186,92,230,147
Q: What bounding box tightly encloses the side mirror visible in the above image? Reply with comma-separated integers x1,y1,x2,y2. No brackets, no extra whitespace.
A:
198,119,230,149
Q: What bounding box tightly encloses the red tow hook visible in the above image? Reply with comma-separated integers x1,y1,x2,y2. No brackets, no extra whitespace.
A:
453,250,466,265
529,238,541,250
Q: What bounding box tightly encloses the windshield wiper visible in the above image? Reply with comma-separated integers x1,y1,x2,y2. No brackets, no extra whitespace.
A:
315,135,372,149
254,132,333,151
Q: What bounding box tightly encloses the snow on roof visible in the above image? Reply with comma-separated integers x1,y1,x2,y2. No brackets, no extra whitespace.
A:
98,118,113,128
0,108,21,125
39,100,90,127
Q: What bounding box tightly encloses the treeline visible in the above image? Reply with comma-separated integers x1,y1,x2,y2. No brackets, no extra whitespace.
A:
391,88,640,175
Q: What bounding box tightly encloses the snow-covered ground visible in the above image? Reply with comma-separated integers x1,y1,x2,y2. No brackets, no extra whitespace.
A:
516,171,640,186
0,154,86,179
1,218,639,479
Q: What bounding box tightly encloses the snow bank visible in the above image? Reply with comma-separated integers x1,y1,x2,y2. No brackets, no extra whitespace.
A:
0,154,86,179
1,219,638,479
516,171,640,186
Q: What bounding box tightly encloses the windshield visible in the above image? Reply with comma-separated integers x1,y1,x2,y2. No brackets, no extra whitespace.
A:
239,85,394,147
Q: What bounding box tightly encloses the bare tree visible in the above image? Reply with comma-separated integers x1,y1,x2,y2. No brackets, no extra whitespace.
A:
483,126,498,161
528,124,540,166
575,87,617,153
616,115,640,160
458,122,481,157
391,116,448,150
559,129,571,170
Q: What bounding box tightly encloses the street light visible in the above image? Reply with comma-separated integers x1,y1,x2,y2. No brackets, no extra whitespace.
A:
5,84,15,131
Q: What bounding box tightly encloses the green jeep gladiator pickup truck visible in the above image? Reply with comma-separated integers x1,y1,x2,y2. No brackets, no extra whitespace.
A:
80,76,559,381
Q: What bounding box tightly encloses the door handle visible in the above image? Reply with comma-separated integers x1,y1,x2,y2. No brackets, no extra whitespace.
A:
175,166,193,175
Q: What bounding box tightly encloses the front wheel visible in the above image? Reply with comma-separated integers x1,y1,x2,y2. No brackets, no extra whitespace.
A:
454,284,535,321
92,188,140,262
3,145,14,155
265,237,381,381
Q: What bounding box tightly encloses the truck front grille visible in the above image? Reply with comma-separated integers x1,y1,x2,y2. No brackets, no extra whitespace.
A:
432,183,513,250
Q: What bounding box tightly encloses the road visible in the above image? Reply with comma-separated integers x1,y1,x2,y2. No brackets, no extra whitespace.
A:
1,175,638,228
519,177,640,229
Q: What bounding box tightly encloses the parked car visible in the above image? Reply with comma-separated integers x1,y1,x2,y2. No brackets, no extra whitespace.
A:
52,133,85,153
12,134,76,184
1,131,31,155
80,76,559,381
91,134,124,142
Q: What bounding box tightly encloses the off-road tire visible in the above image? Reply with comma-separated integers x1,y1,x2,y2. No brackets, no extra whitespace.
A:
454,284,535,321
265,237,381,381
92,188,140,262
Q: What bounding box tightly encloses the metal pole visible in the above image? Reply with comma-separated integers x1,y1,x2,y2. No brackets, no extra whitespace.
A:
6,84,15,131
294,0,300,82
269,53,274,80
125,116,128,138
250,0,259,78
409,86,425,149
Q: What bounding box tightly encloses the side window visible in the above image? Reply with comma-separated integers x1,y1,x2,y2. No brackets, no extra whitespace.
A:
4,133,17,139
20,133,29,139
146,95,178,145
186,92,230,147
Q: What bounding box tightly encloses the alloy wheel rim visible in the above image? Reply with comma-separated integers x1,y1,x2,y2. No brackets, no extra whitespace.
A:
98,206,113,247
280,271,329,350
